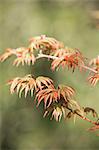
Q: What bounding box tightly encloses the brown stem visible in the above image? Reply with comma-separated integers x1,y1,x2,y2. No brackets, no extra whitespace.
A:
76,112,97,125
66,106,98,125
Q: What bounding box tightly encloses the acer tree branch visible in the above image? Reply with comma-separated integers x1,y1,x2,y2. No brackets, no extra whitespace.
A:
36,53,98,73
0,35,99,133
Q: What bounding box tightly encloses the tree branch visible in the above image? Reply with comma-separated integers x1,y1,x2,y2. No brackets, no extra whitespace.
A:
66,106,98,126
36,53,97,73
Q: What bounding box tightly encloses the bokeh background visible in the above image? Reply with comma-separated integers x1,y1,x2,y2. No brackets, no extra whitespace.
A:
0,0,99,150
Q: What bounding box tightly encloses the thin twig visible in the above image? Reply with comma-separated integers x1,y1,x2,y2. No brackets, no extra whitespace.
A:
36,54,59,60
67,106,98,125
36,53,97,73
79,65,97,73
76,112,97,125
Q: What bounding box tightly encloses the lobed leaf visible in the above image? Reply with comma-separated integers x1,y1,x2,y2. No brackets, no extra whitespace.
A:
58,84,75,100
89,56,99,66
51,107,63,122
51,50,85,72
43,105,66,122
88,56,99,86
84,107,98,118
36,85,58,108
29,35,64,54
0,48,15,62
8,75,36,97
0,47,36,66
8,75,54,98
13,48,35,66
88,73,99,86
36,76,53,90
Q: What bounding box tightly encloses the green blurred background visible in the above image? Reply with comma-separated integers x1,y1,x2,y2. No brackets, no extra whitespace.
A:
0,0,99,149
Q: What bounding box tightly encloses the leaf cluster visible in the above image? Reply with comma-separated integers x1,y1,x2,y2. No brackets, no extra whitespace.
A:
0,35,99,132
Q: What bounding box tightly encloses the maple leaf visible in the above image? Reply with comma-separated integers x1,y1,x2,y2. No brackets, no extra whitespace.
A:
88,56,99,86
43,104,66,122
58,84,75,100
89,55,99,66
88,73,99,86
29,35,64,54
36,85,58,108
51,106,65,122
0,47,36,66
35,76,53,90
8,75,36,98
8,75,54,98
0,48,15,62
13,47,35,66
51,50,85,72
13,52,35,66
52,47,76,57
84,107,98,118
36,84,75,108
